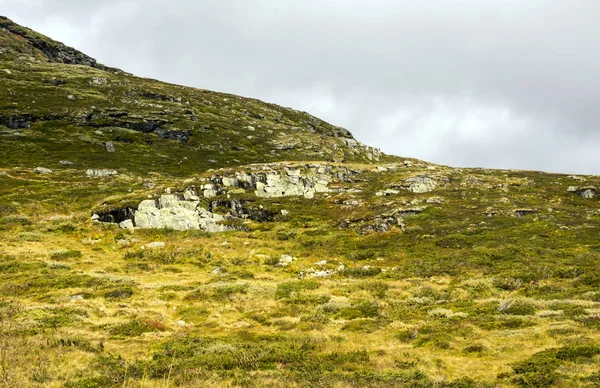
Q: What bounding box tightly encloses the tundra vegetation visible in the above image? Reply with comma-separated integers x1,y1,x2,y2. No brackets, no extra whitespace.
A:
1,16,600,387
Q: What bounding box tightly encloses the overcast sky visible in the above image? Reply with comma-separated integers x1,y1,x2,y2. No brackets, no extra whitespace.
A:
2,0,599,174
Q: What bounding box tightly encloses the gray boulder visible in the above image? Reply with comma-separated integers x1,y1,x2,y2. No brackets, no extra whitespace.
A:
402,176,437,193
134,194,233,232
86,169,118,177
34,167,53,174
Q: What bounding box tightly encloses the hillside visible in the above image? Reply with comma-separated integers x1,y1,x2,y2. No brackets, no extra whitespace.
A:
2,17,600,388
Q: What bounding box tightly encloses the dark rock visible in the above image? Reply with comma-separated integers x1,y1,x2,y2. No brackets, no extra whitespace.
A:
514,209,536,217
122,120,166,133
114,137,134,144
0,115,32,129
209,199,276,222
155,128,192,142
93,207,136,224
139,92,182,103
42,78,66,86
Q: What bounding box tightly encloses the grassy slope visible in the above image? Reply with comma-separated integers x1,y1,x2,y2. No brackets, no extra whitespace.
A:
1,17,600,388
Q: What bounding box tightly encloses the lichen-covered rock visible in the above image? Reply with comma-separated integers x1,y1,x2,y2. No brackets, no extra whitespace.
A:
567,186,596,199
34,167,52,174
86,169,117,177
579,187,596,199
401,176,437,193
104,141,115,153
254,168,331,199
119,219,134,231
134,194,233,232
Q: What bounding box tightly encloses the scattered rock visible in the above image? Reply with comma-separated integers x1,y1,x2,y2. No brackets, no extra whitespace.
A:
86,169,118,177
401,176,437,193
427,197,445,204
279,255,297,266
211,268,223,275
175,320,187,327
393,207,426,216
514,209,536,217
567,186,597,199
104,141,115,153
93,207,135,223
89,77,108,86
376,189,400,197
119,219,134,231
484,208,498,217
34,167,53,174
145,242,165,249
142,181,156,189
579,187,596,199
71,295,84,302
59,160,73,165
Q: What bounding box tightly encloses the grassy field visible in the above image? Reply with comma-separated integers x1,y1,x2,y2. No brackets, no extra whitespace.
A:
1,162,600,387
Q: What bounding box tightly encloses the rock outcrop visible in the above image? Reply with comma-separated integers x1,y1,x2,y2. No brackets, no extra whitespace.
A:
568,186,597,199
135,194,232,232
86,169,118,177
401,176,437,193
198,163,359,199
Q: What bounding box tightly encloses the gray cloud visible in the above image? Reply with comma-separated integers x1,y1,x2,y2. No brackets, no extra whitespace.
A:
2,0,599,173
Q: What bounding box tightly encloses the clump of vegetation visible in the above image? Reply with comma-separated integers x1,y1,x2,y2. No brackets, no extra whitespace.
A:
50,249,81,260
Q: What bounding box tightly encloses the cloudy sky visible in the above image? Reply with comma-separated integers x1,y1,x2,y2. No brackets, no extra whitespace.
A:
2,0,599,174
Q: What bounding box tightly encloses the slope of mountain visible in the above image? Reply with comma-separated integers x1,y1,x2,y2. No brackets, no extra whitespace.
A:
0,16,384,176
2,17,600,388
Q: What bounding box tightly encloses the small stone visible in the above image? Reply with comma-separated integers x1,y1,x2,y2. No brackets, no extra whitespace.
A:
71,295,84,302
145,242,165,249
91,214,100,221
279,254,297,266
142,182,156,189
94,130,103,135
211,267,222,275
3,69,11,74
67,95,75,100
59,160,73,165
221,241,230,246
427,197,446,204
34,167,53,174
119,219,134,231
281,209,289,216
567,186,578,192
104,141,115,153
175,320,187,327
